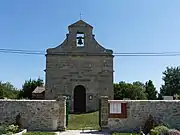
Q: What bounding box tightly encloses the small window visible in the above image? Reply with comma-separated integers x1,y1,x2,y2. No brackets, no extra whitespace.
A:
110,102,121,114
76,32,84,47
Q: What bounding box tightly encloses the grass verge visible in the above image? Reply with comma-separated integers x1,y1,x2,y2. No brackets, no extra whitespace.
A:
67,111,100,130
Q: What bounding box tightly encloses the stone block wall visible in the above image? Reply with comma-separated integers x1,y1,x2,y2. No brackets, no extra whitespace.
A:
45,54,113,112
0,96,66,131
100,98,180,132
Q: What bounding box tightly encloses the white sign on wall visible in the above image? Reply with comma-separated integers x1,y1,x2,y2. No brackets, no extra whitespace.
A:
163,96,173,100
109,102,121,114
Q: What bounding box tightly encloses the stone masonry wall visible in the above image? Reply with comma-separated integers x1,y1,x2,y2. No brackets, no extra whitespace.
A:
100,98,180,132
45,54,113,112
0,96,66,131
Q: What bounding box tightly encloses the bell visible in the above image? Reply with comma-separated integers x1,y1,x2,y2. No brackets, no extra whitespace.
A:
77,37,83,45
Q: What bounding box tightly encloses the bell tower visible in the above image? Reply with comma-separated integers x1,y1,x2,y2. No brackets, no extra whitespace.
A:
66,20,94,48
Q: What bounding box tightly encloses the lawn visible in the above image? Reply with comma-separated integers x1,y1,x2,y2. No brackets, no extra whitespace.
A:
23,132,55,135
67,111,100,130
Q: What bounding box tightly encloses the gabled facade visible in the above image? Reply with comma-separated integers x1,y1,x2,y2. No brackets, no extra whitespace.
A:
45,20,114,113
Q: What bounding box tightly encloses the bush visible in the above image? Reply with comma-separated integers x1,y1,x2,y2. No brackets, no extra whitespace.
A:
150,125,169,135
168,129,180,135
0,124,19,135
0,125,6,134
5,124,19,134
143,115,158,134
15,113,22,129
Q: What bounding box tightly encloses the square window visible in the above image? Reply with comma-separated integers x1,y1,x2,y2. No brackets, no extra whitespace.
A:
110,102,121,114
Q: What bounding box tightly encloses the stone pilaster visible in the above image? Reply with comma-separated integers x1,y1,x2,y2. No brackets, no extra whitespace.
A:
100,96,109,130
56,96,66,131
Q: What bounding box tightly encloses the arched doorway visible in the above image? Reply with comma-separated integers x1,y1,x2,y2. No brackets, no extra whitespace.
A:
74,85,86,113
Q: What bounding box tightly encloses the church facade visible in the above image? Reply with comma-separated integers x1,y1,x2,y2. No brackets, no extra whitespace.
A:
45,20,114,113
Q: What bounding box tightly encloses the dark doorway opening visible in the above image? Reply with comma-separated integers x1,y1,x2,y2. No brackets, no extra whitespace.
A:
74,85,86,113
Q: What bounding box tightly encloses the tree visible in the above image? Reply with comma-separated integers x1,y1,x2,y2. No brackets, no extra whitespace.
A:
114,81,147,100
157,93,163,100
0,88,4,99
0,81,19,99
114,83,121,99
133,81,145,88
160,66,180,96
145,80,157,100
18,78,44,99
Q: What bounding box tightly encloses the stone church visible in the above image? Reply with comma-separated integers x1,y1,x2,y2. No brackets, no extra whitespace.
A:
45,20,114,113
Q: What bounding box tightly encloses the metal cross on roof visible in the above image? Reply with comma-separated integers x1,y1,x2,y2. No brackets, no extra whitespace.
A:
80,12,83,20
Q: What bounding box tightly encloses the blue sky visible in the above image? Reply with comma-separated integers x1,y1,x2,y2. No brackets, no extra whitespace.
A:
0,0,180,91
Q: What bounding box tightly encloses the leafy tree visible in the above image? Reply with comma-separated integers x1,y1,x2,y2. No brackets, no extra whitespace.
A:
160,66,180,96
133,81,145,88
114,83,121,99
18,78,44,99
130,83,147,100
114,81,147,100
0,81,19,99
145,80,157,100
157,93,163,100
0,88,4,99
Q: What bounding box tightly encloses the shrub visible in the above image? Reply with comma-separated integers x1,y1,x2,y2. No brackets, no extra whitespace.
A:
6,124,19,133
168,129,180,135
0,124,20,135
143,115,158,134
0,125,6,134
150,125,169,135
15,113,22,129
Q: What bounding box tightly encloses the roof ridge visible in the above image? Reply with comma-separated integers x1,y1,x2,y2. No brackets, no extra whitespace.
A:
68,20,93,28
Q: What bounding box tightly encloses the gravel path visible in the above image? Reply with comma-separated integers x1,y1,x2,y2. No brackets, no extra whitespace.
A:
56,130,110,135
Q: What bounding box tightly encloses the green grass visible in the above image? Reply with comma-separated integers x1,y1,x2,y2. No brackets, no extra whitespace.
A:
67,111,100,130
23,132,55,135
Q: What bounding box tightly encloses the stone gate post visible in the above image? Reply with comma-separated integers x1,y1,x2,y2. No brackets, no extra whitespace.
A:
56,96,66,131
100,96,109,131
